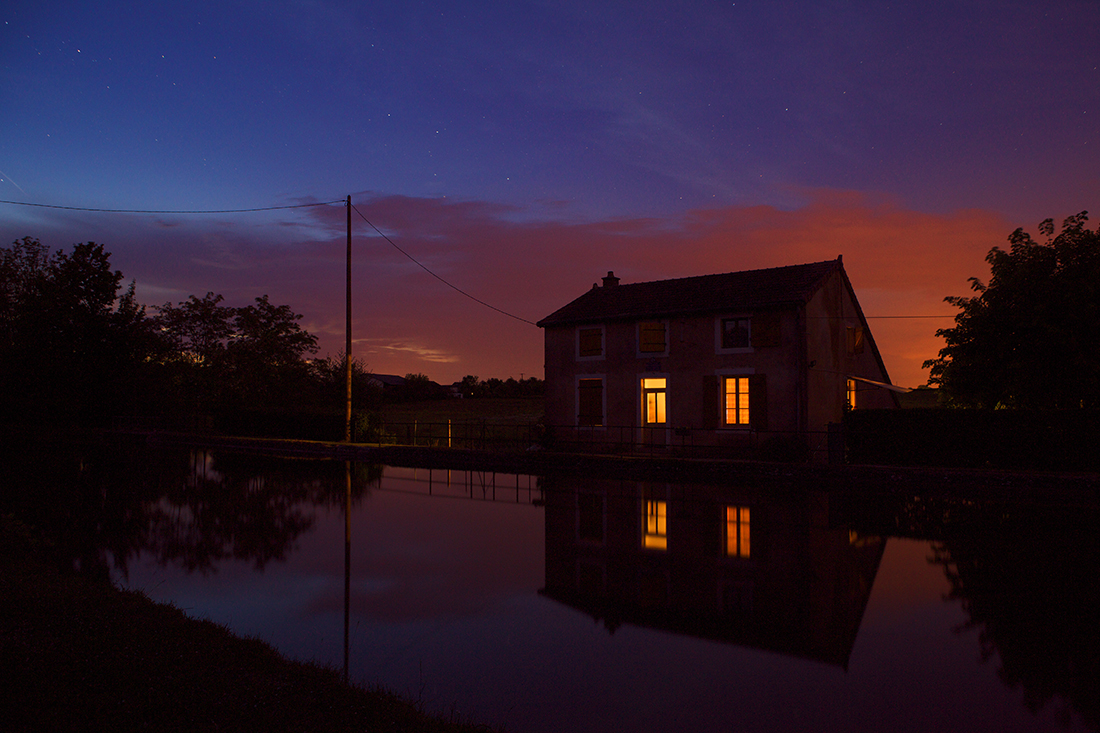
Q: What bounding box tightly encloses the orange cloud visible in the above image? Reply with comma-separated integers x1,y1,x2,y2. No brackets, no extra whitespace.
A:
22,189,1010,390
326,189,1007,388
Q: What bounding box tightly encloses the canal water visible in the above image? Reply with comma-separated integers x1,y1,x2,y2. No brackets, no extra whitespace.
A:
12,445,1097,732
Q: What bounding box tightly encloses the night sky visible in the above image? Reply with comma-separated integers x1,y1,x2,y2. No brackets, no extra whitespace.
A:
3,1,1098,388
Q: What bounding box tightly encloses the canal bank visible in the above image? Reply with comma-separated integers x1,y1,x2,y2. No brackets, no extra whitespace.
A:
138,431,1100,507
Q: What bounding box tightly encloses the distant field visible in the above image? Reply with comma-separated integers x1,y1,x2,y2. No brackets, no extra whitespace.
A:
378,397,543,425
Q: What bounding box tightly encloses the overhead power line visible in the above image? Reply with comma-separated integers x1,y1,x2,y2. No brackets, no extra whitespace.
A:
351,203,537,326
0,198,343,214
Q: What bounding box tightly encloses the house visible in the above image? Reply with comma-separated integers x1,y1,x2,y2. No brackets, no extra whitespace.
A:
536,257,898,459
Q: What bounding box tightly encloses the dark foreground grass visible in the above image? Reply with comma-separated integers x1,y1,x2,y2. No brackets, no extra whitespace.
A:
0,517,498,733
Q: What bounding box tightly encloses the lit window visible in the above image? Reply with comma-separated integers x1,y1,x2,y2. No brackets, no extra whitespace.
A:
721,318,750,349
578,378,603,426
725,505,750,558
724,376,749,426
639,321,666,353
847,378,857,410
642,377,667,425
644,500,667,550
578,327,603,357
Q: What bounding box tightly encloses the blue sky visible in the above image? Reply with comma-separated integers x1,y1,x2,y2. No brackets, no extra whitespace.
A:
2,0,1098,387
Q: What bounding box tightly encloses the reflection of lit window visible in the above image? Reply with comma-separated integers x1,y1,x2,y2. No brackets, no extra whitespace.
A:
644,500,667,549
578,378,604,426
847,378,857,410
721,317,750,349
725,505,750,558
579,327,603,357
639,321,666,353
724,377,749,426
642,378,667,425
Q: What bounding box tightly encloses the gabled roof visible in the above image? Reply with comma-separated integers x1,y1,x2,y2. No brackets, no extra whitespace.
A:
537,258,843,327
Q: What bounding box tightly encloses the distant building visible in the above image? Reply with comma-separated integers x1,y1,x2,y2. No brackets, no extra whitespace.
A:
367,374,407,390
536,258,899,459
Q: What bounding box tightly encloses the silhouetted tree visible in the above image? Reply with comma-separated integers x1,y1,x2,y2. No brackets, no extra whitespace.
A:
400,372,444,402
0,238,162,425
924,212,1100,408
307,352,381,412
153,292,319,412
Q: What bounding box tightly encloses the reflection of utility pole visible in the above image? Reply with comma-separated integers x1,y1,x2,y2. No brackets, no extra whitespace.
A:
345,195,353,442
343,460,352,682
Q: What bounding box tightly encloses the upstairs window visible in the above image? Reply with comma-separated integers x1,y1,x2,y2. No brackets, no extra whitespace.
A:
847,326,865,355
721,318,751,349
639,321,667,353
578,327,603,358
717,312,780,352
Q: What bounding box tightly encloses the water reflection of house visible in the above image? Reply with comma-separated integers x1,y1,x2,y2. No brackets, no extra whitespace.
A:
539,477,886,669
537,258,899,458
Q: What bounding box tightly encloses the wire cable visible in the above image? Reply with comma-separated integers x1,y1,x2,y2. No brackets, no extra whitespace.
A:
351,203,537,326
0,198,344,214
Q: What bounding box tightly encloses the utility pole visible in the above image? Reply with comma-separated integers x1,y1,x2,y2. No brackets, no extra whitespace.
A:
345,195,353,442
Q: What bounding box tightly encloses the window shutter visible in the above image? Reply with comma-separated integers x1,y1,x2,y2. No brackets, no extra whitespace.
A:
751,311,780,348
748,373,768,431
578,379,603,426
702,375,718,429
579,327,602,357
640,321,666,352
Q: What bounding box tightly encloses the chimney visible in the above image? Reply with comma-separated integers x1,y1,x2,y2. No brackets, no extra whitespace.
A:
602,271,620,288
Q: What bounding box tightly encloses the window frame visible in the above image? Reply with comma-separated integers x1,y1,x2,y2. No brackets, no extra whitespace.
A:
716,315,753,353
724,505,751,559
723,375,751,427
640,375,668,426
847,325,865,355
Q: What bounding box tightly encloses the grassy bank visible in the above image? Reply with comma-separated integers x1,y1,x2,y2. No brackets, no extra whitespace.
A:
0,517,497,733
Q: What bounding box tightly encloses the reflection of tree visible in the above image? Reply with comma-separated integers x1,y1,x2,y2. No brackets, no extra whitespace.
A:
933,507,1100,731
1,440,380,579
138,452,380,575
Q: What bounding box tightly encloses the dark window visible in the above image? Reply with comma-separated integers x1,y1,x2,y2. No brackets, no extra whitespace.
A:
578,378,604,426
847,326,865,355
721,318,751,349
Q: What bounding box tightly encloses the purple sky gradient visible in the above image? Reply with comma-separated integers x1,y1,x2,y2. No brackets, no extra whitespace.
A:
3,1,1098,387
